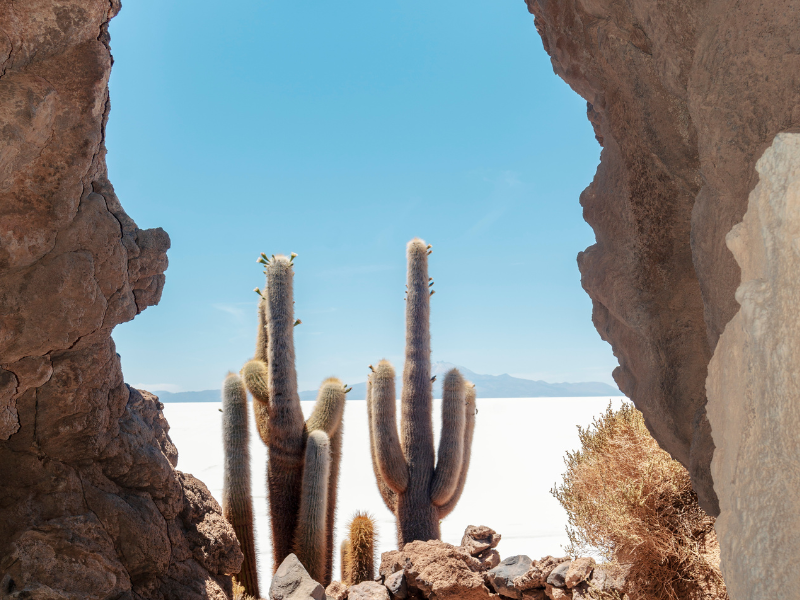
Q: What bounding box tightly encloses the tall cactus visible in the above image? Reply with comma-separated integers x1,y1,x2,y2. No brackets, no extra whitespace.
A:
222,373,260,598
367,238,477,546
243,253,347,586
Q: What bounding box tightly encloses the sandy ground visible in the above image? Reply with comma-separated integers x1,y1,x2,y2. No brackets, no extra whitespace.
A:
163,395,624,584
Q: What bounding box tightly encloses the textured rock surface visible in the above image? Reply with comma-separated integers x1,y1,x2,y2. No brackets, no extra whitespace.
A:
379,540,494,600
528,0,800,518
706,133,800,598
486,555,532,599
348,581,390,600
0,2,241,597
270,554,325,600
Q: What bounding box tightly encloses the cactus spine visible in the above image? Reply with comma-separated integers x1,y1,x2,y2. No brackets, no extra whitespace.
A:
345,512,377,585
244,254,346,585
222,373,260,598
367,238,477,546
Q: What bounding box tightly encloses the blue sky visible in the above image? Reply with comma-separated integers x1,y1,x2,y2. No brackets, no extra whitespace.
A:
108,0,618,393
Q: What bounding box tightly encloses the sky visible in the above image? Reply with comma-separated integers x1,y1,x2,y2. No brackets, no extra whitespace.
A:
107,0,619,394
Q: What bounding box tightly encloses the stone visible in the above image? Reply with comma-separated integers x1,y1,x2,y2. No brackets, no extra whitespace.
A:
564,558,594,588
544,584,570,600
348,581,390,600
269,554,325,600
474,548,501,571
379,540,494,600
460,525,502,556
588,564,627,595
513,557,569,591
326,581,349,600
486,555,533,599
706,133,800,599
570,582,591,600
522,590,547,600
384,570,408,599
546,562,571,588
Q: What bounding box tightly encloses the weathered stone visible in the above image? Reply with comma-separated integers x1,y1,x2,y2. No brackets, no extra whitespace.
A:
326,580,349,600
460,525,502,557
270,554,325,600
544,584,570,600
706,133,800,599
474,548,501,571
379,540,493,600
513,557,569,591
385,570,408,599
348,580,390,600
486,555,532,599
564,558,594,589
588,564,627,595
546,562,571,588
521,590,547,600
570,582,591,600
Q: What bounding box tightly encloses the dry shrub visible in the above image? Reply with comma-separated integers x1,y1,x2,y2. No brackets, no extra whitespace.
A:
232,579,260,600
552,402,728,600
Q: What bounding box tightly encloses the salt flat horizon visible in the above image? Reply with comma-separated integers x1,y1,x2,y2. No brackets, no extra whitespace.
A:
163,396,625,585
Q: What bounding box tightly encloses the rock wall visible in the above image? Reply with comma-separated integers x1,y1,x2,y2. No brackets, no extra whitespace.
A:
526,0,800,595
706,133,800,598
0,2,242,597
526,0,800,518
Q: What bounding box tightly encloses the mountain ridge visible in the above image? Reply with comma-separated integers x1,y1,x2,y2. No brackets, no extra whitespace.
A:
151,362,620,402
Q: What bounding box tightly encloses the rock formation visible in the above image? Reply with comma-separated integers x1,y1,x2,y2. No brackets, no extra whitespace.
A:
0,2,242,597
527,0,800,595
706,133,800,598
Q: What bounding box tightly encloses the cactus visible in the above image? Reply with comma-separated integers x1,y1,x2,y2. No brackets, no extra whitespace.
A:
222,373,260,598
367,238,477,546
346,511,377,585
243,254,347,586
340,538,352,585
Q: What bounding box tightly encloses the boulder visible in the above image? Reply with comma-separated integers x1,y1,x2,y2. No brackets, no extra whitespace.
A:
545,562,571,588
379,540,494,600
513,557,569,591
460,526,502,557
588,564,627,595
521,590,547,600
486,555,532,599
564,559,594,589
269,554,325,600
326,581,349,600
385,570,408,599
474,549,501,571
349,581,390,600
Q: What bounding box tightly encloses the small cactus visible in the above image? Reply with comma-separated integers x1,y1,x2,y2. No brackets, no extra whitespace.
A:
340,538,352,585
222,373,260,598
367,238,477,545
346,511,377,585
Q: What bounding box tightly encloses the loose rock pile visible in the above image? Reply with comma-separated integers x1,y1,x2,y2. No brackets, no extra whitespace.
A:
268,526,627,600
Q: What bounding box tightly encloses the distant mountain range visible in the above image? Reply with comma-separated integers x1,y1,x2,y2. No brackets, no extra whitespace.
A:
153,362,619,402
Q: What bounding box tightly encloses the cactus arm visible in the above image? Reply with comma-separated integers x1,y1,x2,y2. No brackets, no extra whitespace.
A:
305,378,346,437
242,359,270,446
437,383,476,519
255,296,268,362
323,421,343,586
371,361,409,493
222,373,261,598
366,373,398,512
430,368,467,506
292,429,331,584
400,238,435,471
347,511,377,585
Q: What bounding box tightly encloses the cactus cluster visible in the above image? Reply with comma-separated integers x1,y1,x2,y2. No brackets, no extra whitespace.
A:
367,238,477,546
222,253,348,593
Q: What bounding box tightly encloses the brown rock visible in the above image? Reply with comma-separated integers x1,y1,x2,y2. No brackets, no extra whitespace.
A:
513,556,569,591
327,581,349,600
384,570,408,599
522,590,547,600
589,564,627,595
474,548,501,571
460,525,502,556
0,4,238,595
348,581,390,600
564,558,594,589
544,584,571,600
379,540,493,600
270,553,325,600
